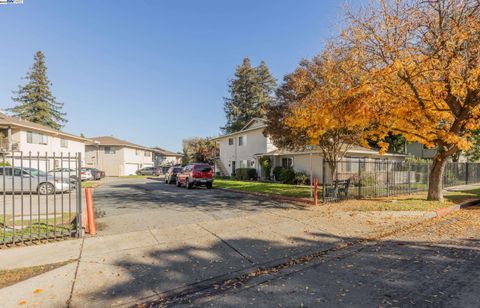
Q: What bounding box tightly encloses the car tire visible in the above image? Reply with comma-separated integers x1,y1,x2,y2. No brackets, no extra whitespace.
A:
38,183,55,195
186,178,192,189
176,179,181,187
206,182,213,189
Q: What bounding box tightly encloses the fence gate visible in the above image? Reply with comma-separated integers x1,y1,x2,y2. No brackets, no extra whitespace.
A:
1,152,82,246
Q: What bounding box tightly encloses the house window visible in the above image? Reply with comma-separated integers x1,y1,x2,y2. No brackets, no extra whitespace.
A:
282,158,293,168
60,138,68,148
104,146,116,154
238,135,246,146
240,160,250,168
27,131,48,145
228,138,234,145
135,149,139,156
144,151,150,157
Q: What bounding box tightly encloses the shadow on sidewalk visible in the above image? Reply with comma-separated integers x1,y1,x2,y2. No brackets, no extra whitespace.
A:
81,227,480,307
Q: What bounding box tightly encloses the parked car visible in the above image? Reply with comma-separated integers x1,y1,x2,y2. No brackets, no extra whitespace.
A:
176,163,214,189
82,167,105,180
165,166,182,184
136,166,160,176
0,167,73,195
49,168,93,181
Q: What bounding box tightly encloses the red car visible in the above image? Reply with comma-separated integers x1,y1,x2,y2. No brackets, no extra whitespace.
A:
176,163,214,189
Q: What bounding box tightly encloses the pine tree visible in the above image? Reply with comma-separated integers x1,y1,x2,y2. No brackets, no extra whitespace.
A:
9,51,67,130
222,58,276,133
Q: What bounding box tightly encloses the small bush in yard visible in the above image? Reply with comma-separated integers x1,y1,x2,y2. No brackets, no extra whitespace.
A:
272,166,284,181
235,168,257,180
279,168,296,184
294,171,310,185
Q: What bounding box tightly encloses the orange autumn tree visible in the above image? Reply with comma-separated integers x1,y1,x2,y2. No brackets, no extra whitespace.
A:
269,44,372,178
340,0,480,201
279,0,480,201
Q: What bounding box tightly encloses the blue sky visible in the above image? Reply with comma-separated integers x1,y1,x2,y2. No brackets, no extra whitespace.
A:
0,0,351,152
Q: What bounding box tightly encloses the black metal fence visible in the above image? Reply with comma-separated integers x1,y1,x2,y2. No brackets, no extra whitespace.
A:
1,152,83,246
322,159,480,202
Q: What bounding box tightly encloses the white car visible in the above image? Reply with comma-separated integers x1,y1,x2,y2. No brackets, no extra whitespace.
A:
0,167,73,195
49,168,93,181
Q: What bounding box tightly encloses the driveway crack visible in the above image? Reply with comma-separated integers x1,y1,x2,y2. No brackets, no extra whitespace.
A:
196,224,254,265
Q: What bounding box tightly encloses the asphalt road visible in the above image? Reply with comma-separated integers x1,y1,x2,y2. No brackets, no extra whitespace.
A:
93,177,298,235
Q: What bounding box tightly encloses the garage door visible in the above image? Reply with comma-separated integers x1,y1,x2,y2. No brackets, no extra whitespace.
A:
124,163,139,176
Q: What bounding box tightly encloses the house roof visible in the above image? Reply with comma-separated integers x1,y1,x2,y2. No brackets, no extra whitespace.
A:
212,118,268,141
88,136,154,151
0,112,90,142
152,147,183,157
256,145,406,158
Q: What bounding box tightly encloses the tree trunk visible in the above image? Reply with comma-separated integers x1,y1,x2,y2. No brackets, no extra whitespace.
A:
427,154,448,201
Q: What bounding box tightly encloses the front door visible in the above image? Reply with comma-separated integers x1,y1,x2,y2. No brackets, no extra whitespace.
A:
231,161,236,176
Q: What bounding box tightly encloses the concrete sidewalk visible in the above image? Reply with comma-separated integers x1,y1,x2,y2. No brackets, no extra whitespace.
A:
71,209,437,307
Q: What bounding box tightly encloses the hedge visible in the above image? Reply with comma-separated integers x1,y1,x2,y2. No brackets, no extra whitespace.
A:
234,168,257,181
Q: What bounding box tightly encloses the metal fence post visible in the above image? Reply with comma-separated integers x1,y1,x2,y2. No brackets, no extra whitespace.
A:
386,160,390,196
358,161,362,198
408,163,411,194
466,162,469,185
322,160,326,203
76,153,83,237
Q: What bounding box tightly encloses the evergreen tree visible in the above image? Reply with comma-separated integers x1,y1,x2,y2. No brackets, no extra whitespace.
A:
9,51,67,130
222,58,276,133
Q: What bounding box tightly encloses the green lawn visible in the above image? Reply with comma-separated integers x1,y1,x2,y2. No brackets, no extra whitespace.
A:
0,213,75,244
81,181,102,188
214,179,314,198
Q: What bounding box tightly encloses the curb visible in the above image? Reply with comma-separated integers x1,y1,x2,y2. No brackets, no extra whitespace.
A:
434,198,480,218
215,187,313,206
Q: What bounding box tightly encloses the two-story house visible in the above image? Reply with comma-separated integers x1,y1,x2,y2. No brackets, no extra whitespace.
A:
213,118,405,179
152,147,183,168
0,112,88,170
85,136,155,176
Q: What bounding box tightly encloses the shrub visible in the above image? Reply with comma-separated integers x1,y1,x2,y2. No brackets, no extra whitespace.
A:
279,168,296,184
272,166,284,181
0,161,11,167
294,171,310,185
259,156,272,179
234,168,257,181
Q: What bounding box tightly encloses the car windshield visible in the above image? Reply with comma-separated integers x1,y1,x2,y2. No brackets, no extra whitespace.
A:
194,165,212,172
24,168,47,177
173,167,182,172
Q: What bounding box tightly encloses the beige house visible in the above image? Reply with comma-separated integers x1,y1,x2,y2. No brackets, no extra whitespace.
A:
212,118,405,179
0,112,88,170
152,147,182,167
85,136,155,176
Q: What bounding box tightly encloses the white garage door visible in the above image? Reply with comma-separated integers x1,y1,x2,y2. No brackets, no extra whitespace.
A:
124,163,139,176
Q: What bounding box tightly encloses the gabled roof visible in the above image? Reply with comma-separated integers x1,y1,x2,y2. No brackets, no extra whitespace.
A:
240,118,267,131
212,118,268,141
0,112,90,143
257,145,406,157
152,147,183,157
88,136,153,151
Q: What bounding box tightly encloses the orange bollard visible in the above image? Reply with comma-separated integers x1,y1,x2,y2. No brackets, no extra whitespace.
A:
85,188,96,235
313,177,318,206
